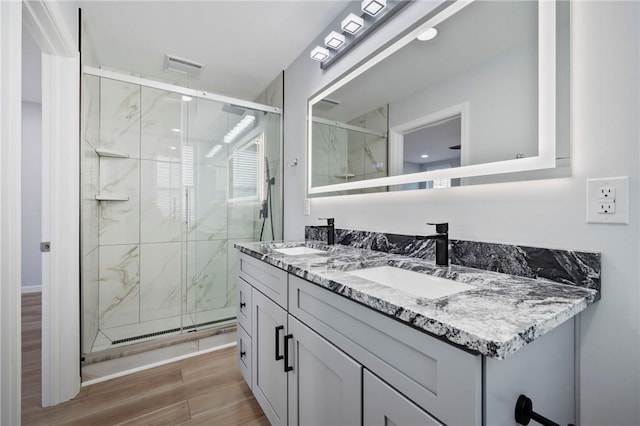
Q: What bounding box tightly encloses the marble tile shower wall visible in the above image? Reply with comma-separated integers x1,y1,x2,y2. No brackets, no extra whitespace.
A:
347,106,388,183
311,106,387,192
86,78,241,343
305,226,601,292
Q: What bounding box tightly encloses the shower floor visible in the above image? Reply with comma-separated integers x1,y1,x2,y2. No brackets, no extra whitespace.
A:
89,309,235,353
83,307,237,381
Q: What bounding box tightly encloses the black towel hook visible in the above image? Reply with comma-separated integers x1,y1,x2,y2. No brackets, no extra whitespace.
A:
514,395,575,426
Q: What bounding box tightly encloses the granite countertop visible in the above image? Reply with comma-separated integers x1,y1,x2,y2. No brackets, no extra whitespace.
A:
235,241,599,360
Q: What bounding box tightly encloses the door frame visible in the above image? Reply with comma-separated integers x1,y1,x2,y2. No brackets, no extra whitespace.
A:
9,0,80,411
24,0,81,407
0,2,24,424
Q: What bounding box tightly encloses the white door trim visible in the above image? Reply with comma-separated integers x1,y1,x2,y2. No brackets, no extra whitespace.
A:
23,0,76,57
23,0,81,407
0,2,23,424
41,51,81,407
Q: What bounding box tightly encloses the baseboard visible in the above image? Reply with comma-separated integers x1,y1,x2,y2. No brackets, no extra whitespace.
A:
22,285,42,294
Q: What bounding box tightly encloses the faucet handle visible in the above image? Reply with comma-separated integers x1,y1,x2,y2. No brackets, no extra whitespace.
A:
427,222,448,233
319,217,334,225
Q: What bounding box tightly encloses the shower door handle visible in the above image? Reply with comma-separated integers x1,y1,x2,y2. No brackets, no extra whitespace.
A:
275,325,284,361
184,189,190,229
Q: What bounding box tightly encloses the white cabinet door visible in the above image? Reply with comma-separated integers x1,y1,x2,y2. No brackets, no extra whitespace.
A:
363,370,443,426
237,325,252,387
237,276,252,335
252,289,288,425
287,315,362,426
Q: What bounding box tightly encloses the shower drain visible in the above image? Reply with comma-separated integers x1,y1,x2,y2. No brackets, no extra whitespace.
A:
111,317,234,345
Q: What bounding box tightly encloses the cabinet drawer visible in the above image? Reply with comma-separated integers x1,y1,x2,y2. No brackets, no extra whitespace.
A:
363,370,442,426
239,253,288,309
237,277,252,335
289,275,482,426
237,325,252,388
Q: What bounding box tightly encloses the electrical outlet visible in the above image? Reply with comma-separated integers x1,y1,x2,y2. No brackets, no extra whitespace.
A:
586,177,629,224
598,186,616,199
596,201,616,214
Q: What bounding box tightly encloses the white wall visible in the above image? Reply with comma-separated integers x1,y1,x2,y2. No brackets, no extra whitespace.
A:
390,41,537,165
21,102,42,290
284,1,640,424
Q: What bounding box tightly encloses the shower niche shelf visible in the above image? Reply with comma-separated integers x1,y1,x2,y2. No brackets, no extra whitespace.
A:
96,148,129,158
95,194,130,201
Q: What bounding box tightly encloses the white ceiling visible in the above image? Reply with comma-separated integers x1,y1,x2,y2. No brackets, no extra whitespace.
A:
79,1,351,101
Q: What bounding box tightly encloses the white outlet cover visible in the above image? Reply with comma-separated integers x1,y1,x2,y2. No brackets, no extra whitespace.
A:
304,199,311,216
586,176,629,224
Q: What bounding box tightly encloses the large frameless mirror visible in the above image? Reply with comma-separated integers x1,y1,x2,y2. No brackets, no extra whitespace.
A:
308,0,570,196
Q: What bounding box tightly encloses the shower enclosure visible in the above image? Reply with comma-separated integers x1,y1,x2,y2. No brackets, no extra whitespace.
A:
80,70,282,356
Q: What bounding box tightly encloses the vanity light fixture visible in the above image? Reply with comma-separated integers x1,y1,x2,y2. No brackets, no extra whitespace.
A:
341,13,364,34
310,0,408,66
224,115,256,144
310,46,330,62
361,0,386,17
325,31,346,49
417,27,438,41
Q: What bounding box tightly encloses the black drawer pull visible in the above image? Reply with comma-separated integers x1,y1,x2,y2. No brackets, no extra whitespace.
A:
240,302,246,308
284,334,294,373
275,325,284,361
240,350,246,358
515,395,574,426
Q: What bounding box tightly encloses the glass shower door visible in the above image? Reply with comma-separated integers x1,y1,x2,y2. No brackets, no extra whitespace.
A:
183,97,236,330
183,96,282,329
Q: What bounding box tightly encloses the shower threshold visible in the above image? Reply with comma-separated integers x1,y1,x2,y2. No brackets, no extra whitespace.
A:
82,318,236,368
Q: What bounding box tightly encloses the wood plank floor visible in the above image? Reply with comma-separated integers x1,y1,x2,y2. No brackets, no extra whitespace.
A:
21,293,267,425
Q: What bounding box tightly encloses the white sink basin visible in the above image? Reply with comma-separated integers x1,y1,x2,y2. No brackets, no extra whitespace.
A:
273,247,325,256
347,266,474,300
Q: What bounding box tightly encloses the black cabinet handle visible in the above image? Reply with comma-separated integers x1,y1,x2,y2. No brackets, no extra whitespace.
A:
240,302,246,308
240,350,246,358
515,395,574,426
284,334,294,373
275,325,284,361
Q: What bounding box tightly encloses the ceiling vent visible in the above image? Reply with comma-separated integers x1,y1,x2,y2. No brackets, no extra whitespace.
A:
164,54,204,77
314,98,341,112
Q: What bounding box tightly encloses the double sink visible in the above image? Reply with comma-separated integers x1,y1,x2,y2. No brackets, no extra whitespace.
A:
272,245,474,301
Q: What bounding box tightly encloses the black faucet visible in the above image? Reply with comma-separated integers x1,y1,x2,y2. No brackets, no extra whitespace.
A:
319,218,335,245
416,222,449,267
